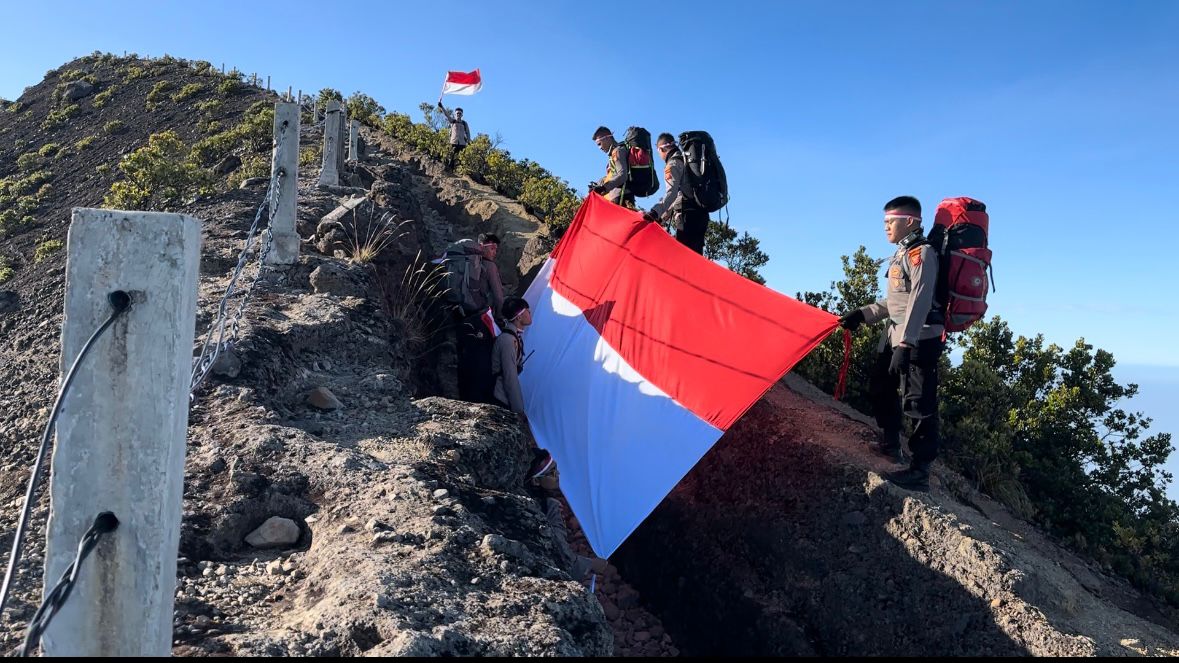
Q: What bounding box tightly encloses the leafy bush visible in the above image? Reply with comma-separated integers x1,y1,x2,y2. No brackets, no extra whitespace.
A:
300,144,322,168
33,239,63,262
171,83,204,102
37,143,62,158
95,163,111,176
103,131,214,211
41,104,79,130
317,87,343,111
59,69,89,82
145,81,171,109
217,74,242,96
103,119,127,135
124,66,147,81
74,135,97,151
704,221,769,284
0,256,12,284
16,153,41,172
195,98,224,115
346,92,384,126
193,60,213,75
92,87,115,108
190,103,274,166
226,154,269,189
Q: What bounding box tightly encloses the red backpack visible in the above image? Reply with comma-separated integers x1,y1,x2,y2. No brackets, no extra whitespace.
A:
928,197,992,332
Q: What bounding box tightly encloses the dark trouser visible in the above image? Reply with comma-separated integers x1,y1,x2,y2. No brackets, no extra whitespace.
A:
675,207,709,255
456,312,494,403
445,143,467,171
869,338,944,467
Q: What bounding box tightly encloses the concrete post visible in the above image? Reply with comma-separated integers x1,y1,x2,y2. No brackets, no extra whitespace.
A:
43,208,201,657
266,102,300,265
318,99,343,187
348,119,360,161
336,109,348,175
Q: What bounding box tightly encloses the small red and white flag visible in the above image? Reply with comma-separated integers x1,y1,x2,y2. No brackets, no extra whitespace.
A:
480,306,501,337
441,69,483,96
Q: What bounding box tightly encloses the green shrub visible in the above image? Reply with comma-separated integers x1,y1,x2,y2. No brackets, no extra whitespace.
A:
226,154,269,189
193,60,213,75
33,239,63,262
92,86,115,108
217,70,243,96
189,103,274,166
59,69,88,82
518,176,580,230
124,65,147,81
103,131,214,211
0,257,12,283
37,143,62,158
346,92,384,126
171,83,203,103
299,144,321,168
74,135,97,151
317,87,343,112
196,118,223,135
3,101,21,114
195,98,224,115
16,153,41,172
96,163,112,176
41,104,80,130
103,120,127,135
145,81,171,109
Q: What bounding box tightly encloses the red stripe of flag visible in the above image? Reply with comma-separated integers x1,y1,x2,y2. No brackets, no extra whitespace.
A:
445,70,481,85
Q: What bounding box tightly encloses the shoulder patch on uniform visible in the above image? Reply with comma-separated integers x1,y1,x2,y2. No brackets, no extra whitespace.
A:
908,247,924,266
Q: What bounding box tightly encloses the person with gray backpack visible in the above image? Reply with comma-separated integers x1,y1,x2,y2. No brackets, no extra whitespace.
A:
443,233,504,402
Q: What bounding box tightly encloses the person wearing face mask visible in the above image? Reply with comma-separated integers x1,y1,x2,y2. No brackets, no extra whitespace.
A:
491,296,555,480
838,196,945,492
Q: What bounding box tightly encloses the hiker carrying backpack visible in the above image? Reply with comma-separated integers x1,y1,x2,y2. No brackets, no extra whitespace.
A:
442,239,485,315
678,131,729,213
621,126,659,198
927,197,993,332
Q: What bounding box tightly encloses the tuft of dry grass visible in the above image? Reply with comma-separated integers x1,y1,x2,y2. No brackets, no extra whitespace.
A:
347,205,409,264
378,250,452,355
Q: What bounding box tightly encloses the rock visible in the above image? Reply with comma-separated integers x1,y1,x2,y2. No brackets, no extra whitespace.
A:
0,291,18,314
432,488,449,500
62,80,94,101
239,177,268,189
245,516,301,548
634,631,651,643
307,387,342,410
365,518,391,532
308,262,369,298
211,350,241,378
209,457,228,474
842,510,868,527
213,154,242,175
281,561,296,574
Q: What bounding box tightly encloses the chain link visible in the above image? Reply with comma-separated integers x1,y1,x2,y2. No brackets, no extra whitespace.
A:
189,119,291,397
20,512,119,656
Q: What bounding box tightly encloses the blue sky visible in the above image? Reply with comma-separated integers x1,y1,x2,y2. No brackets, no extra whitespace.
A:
3,1,1177,480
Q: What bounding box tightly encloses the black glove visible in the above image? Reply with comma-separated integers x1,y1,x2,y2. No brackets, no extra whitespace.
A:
642,210,657,222
839,309,865,331
888,345,911,377
591,184,607,195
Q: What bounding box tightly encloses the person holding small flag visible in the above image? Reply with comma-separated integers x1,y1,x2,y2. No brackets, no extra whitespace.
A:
437,69,482,172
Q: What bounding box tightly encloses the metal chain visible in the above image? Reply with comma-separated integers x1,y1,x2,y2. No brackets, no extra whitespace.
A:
20,513,119,657
189,120,291,397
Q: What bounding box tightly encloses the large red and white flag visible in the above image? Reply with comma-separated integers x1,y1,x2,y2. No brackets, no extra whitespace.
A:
441,69,482,96
520,195,840,558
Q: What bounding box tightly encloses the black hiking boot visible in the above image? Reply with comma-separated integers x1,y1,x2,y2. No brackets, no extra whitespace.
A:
885,465,930,492
869,442,906,465
868,429,905,464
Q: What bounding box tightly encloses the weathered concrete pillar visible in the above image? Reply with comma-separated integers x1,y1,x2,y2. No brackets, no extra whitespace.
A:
348,119,360,161
336,108,348,175
266,101,300,264
43,208,201,656
318,99,343,187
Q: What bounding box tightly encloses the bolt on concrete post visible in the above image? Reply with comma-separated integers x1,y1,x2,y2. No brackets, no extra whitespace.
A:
43,208,201,656
266,102,300,265
348,119,361,161
318,99,343,187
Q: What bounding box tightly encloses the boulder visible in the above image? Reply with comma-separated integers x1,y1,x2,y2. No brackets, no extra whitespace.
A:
245,516,301,548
